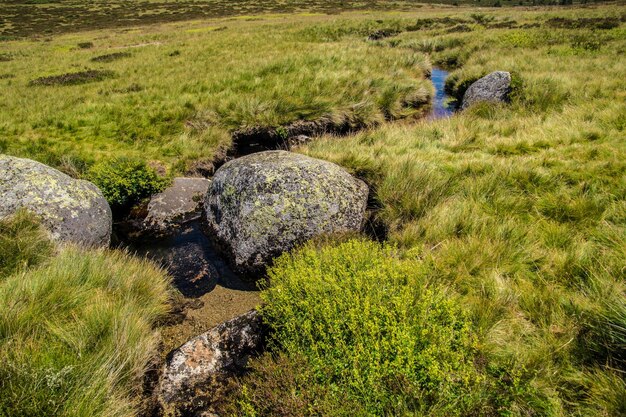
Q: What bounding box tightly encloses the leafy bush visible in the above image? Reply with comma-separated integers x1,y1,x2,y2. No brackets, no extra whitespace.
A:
0,210,53,278
87,157,169,209
0,245,171,417
225,239,481,416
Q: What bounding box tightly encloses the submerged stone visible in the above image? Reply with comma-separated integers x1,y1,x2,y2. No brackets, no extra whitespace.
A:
203,150,368,276
0,154,112,247
142,177,211,236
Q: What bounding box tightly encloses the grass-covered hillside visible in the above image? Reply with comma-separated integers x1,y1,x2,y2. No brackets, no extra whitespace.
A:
1,13,435,176
0,1,610,39
2,5,621,180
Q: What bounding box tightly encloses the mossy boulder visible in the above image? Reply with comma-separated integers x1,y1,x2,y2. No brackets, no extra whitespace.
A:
461,70,511,110
0,155,112,247
204,151,368,276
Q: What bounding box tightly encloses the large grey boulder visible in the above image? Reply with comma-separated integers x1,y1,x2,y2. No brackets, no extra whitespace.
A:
142,177,211,236
204,150,368,276
158,310,265,414
0,155,111,247
461,71,511,110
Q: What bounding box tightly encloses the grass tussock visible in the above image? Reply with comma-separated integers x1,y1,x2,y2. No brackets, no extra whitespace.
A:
0,213,172,417
0,210,54,278
91,51,132,63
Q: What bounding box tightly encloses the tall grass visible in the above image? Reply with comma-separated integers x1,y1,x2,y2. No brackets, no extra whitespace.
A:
0,213,172,417
0,210,54,278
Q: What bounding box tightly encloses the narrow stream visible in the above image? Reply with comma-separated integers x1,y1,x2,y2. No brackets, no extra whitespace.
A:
120,68,454,353
428,67,456,120
120,219,260,353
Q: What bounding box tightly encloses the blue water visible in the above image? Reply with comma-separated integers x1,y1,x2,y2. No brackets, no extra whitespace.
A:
428,68,456,120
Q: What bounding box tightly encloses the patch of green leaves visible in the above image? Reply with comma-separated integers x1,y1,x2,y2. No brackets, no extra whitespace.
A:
87,157,170,210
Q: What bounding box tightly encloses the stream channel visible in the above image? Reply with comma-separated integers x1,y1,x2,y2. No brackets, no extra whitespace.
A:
119,67,455,354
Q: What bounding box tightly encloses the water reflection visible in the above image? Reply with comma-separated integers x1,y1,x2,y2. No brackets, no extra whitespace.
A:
428,68,457,120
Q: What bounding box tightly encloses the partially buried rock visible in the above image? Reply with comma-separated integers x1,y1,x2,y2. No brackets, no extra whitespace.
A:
0,154,112,247
158,310,265,415
142,177,211,236
204,150,369,276
461,71,511,110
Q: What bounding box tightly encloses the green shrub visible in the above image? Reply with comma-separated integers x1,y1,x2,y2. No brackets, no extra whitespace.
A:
87,157,169,209
0,246,171,417
0,210,53,279
227,239,481,416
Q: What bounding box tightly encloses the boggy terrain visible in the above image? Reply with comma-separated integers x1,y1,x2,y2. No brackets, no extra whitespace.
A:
1,2,625,417
1,0,596,39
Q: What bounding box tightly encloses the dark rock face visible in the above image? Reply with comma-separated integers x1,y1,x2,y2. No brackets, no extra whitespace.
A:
461,71,511,110
204,151,369,276
0,155,112,247
158,310,265,415
142,177,211,236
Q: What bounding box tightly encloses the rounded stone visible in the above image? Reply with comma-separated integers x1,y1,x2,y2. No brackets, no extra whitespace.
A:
461,71,511,110
0,154,112,247
204,150,368,276
142,177,211,236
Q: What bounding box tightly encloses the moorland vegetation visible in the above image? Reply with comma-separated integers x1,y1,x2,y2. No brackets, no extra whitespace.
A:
0,2,624,417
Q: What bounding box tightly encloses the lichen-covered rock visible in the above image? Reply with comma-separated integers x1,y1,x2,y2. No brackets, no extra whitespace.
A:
0,155,111,247
204,150,368,276
461,71,511,110
142,177,211,236
158,310,265,414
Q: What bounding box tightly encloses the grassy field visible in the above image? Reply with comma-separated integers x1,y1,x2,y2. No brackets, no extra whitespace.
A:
1,2,625,416
1,1,607,39
0,12,437,177
2,4,621,180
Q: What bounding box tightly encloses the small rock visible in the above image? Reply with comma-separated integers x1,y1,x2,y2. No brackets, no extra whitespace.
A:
204,150,369,276
142,177,211,236
0,154,112,247
158,310,265,412
287,134,311,147
461,71,511,110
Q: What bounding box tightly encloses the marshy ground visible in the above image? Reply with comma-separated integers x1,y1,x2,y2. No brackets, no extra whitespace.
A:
1,2,625,416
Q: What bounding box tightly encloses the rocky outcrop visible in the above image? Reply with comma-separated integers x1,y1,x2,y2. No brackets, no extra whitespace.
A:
0,155,111,247
142,177,211,236
158,310,265,415
461,71,511,110
204,150,369,276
